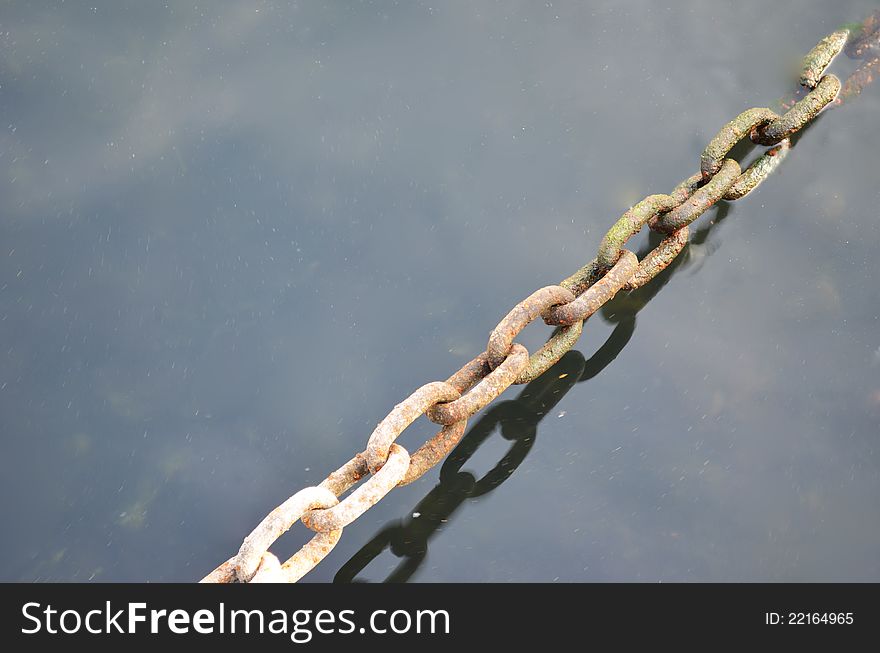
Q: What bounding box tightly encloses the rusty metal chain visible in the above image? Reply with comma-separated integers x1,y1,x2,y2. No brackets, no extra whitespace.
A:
201,15,879,584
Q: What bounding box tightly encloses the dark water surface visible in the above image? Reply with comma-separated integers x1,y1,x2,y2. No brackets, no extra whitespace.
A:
2,1,878,582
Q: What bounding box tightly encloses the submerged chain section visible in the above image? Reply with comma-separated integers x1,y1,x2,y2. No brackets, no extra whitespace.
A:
201,17,878,584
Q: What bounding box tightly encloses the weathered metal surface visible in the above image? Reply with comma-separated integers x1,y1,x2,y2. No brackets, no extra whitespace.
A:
400,418,468,485
200,486,340,583
302,444,410,532
514,321,584,384
544,250,638,326
623,226,690,291
199,557,239,583
723,139,791,201
751,74,841,145
487,285,576,368
801,29,850,88
597,194,679,270
251,526,344,583
559,257,601,297
669,173,703,206
320,451,370,497
364,381,461,474
701,108,778,180
651,159,740,233
427,343,529,425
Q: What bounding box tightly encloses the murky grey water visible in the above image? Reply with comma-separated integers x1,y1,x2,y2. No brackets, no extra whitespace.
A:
2,1,878,582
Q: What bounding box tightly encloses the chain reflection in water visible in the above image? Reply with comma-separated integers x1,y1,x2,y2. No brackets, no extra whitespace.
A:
203,15,879,583
335,207,734,581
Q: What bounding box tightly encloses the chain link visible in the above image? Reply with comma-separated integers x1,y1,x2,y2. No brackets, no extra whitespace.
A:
201,17,878,583
364,381,461,474
486,285,576,367
426,343,529,425
199,486,340,583
302,443,410,533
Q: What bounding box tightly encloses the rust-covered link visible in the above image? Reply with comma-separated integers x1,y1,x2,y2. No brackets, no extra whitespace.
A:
700,107,778,180
486,285,576,368
400,418,468,485
723,139,791,201
751,74,841,145
651,159,740,234
445,352,492,395
248,553,285,583
364,381,461,474
302,444,410,533
597,194,680,270
669,173,703,206
544,250,638,326
319,451,369,497
624,226,690,291
358,379,469,485
559,257,601,297
427,343,529,425
251,524,344,583
801,29,849,88
514,321,584,384
200,486,341,583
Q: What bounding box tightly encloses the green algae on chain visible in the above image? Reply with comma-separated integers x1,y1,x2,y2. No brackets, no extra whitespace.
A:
801,29,850,88
723,138,791,201
596,194,679,270
559,257,601,297
751,74,841,145
651,158,740,234
623,226,690,291
700,107,778,180
483,283,586,384
514,320,584,384
544,250,638,326
669,173,703,205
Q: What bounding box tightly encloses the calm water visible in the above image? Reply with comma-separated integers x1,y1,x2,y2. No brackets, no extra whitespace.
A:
2,0,878,582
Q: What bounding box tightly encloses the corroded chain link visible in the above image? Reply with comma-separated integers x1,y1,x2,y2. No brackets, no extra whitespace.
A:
201,15,879,584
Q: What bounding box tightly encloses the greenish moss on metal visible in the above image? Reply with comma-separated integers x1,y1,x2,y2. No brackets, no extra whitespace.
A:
723,139,791,201
670,173,703,205
651,159,740,233
700,107,778,179
752,74,841,145
559,257,600,296
545,250,639,326
597,194,678,270
800,29,849,88
624,226,690,291
515,321,584,384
